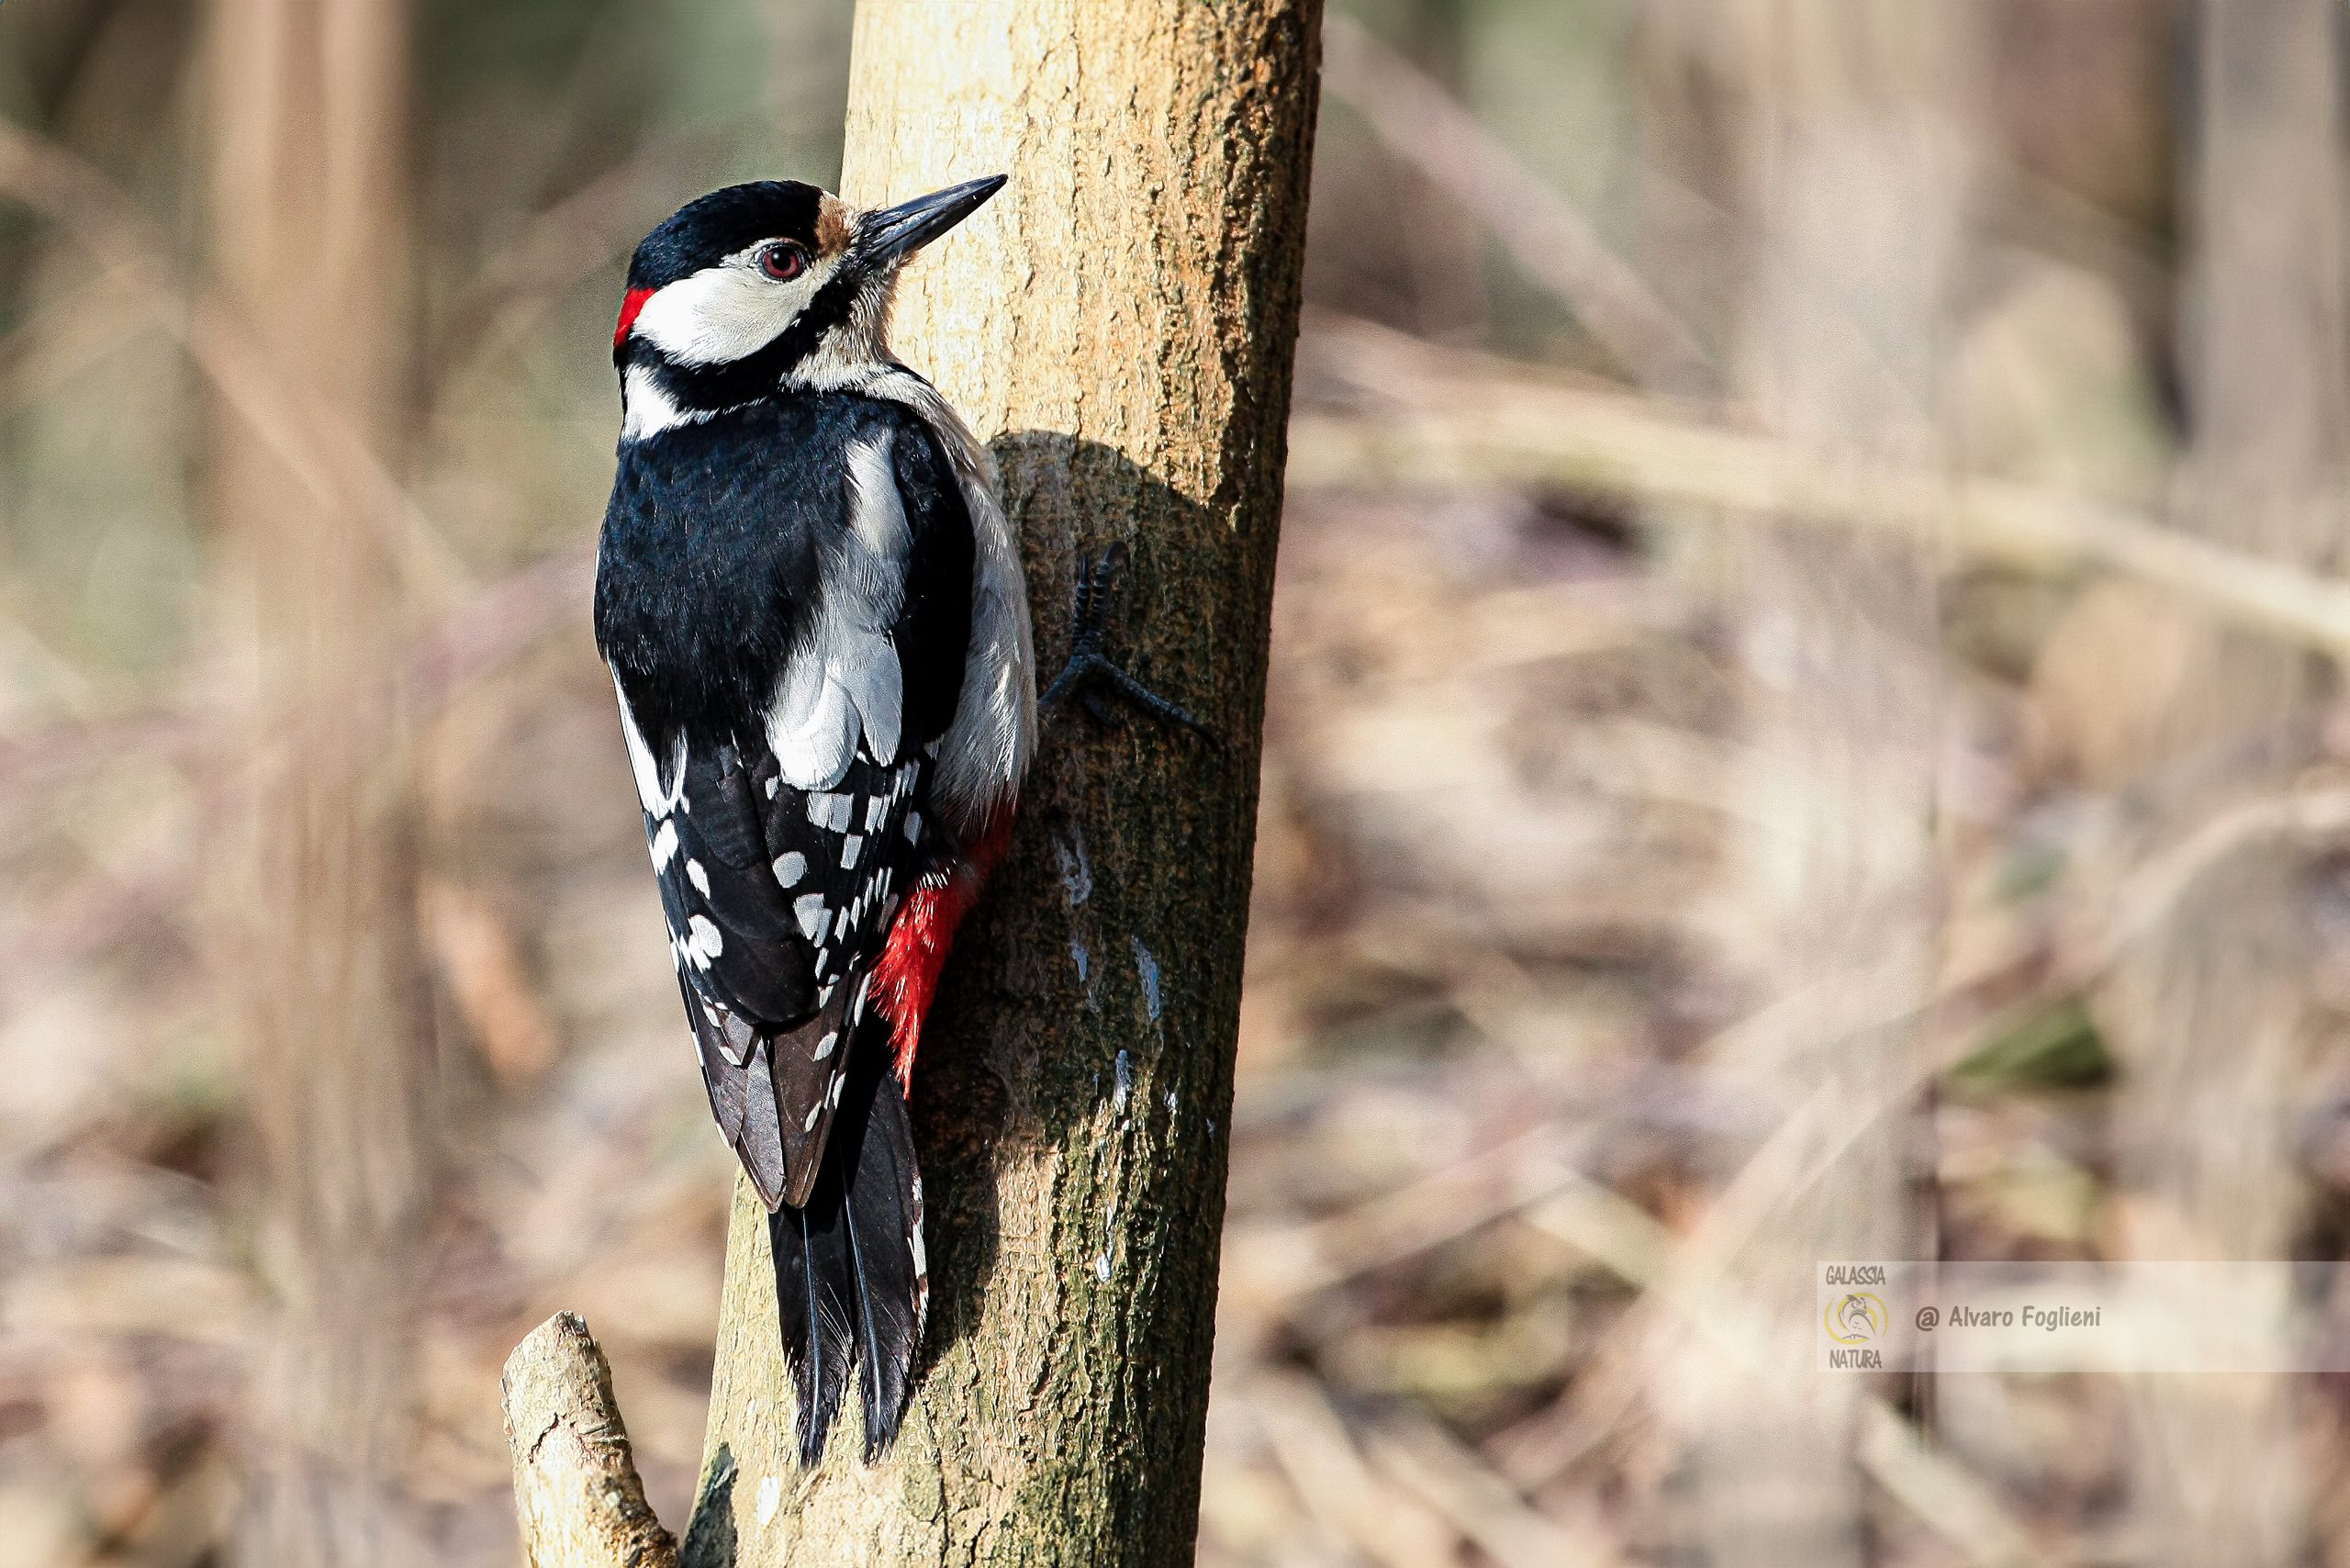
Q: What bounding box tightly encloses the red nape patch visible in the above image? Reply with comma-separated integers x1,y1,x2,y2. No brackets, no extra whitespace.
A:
612,286,655,350
871,816,1014,1092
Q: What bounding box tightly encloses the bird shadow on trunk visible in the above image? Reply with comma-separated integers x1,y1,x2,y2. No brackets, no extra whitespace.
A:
901,429,1234,1388
683,1444,738,1565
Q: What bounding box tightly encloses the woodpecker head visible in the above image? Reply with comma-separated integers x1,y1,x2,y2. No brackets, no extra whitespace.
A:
613,174,1004,437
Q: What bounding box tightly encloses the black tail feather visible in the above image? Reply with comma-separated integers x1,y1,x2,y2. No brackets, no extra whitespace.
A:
845,1069,923,1459
766,1045,927,1466
768,1198,855,1465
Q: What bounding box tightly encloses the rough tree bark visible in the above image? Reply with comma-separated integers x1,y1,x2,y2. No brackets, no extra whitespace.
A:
505,3,1321,1565
505,1316,680,1568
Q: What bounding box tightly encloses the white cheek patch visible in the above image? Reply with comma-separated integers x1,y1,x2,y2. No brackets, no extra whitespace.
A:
630,252,846,367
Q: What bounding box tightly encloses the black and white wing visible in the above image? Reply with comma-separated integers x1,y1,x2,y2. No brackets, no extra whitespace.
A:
612,409,972,1209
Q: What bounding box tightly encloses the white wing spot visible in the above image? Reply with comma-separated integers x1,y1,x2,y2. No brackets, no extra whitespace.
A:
865,794,887,831
773,850,807,887
812,1030,836,1061
649,818,679,870
903,811,923,844
807,791,853,832
795,893,827,941
802,1104,821,1133
842,834,864,869
687,914,723,966
687,858,711,896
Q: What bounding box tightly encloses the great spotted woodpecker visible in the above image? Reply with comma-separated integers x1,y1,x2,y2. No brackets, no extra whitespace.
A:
595,176,1034,1465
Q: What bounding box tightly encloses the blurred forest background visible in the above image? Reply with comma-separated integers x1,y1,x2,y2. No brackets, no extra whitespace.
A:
0,0,2345,1564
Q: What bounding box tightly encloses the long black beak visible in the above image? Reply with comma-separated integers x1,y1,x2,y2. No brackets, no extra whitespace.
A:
859,174,1006,264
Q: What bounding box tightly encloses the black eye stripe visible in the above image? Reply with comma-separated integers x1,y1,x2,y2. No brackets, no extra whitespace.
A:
639,263,867,409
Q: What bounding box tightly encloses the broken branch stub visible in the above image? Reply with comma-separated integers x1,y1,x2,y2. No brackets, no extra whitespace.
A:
502,1312,679,1568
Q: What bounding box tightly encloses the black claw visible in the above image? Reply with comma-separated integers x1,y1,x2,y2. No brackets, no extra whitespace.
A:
1070,543,1124,648
1101,663,1210,737
1043,545,1217,745
1039,654,1087,710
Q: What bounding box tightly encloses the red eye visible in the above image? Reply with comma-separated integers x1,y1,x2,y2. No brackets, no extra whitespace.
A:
758,242,807,281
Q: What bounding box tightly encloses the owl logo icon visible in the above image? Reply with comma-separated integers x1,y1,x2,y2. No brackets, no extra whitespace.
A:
1824,1292,1888,1347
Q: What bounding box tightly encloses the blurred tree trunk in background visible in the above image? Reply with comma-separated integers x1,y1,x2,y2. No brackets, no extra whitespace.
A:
1662,3,1970,1562
2111,3,2347,1561
674,2,1319,1564
203,2,432,1564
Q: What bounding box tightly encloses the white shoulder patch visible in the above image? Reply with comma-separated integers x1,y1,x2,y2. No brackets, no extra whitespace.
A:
764,431,912,788
612,673,687,815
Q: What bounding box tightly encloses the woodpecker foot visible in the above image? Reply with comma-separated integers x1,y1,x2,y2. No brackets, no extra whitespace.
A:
1043,543,1215,743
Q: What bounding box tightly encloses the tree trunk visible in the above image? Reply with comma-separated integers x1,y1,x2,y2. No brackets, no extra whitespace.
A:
688,7,1319,1562
2112,3,2345,1561
505,3,1322,1565
202,2,433,1563
1662,2,1968,1562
